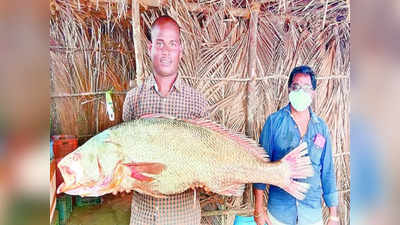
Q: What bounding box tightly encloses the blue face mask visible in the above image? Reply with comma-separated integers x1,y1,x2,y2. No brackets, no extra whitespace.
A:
288,89,312,112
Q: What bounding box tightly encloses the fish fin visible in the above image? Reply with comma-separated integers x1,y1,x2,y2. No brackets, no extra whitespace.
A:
123,162,165,182
139,113,177,120
133,187,168,198
185,119,269,161
282,180,310,201
123,162,165,174
215,183,246,197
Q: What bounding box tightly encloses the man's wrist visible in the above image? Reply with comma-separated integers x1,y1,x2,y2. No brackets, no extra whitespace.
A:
328,216,339,222
253,207,266,218
253,211,262,218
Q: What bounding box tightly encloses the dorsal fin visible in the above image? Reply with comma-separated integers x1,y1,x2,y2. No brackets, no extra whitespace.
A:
185,119,269,161
138,114,269,161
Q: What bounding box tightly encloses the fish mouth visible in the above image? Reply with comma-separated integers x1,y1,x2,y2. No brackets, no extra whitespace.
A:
57,179,107,197
57,182,66,194
57,182,80,194
57,182,89,196
57,157,113,196
57,179,103,195
57,174,86,194
58,166,77,191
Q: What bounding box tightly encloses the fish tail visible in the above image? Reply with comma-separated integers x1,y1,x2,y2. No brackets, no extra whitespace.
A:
278,142,314,200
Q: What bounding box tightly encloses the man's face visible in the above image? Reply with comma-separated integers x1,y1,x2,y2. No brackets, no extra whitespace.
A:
148,22,182,78
289,73,315,98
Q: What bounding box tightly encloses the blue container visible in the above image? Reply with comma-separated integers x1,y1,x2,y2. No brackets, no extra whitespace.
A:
65,195,73,215
56,196,68,225
50,140,54,160
233,215,257,225
75,196,102,207
56,194,73,225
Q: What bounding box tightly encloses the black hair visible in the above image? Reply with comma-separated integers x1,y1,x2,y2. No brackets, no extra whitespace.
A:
288,65,317,90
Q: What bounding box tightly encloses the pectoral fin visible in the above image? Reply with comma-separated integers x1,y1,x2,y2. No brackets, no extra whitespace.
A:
123,162,165,182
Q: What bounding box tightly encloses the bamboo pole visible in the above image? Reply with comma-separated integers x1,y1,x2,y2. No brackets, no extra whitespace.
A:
49,75,349,98
243,1,261,215
202,208,254,217
132,0,144,85
49,46,134,53
76,0,313,21
322,0,329,29
51,91,128,98
245,2,261,139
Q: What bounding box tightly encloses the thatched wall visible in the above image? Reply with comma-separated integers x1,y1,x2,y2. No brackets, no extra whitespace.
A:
50,0,350,224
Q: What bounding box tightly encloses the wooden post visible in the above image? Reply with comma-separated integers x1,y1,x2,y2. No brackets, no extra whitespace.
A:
244,1,261,211
246,2,260,140
202,208,254,217
132,0,144,85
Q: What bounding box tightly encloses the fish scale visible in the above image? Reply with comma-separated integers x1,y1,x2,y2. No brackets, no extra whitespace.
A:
57,115,314,200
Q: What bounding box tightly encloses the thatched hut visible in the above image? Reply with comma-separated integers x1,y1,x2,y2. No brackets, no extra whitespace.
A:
50,0,350,224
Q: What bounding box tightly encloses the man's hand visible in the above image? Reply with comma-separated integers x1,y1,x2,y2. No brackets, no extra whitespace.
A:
327,207,339,225
253,210,267,225
253,188,270,225
327,217,339,225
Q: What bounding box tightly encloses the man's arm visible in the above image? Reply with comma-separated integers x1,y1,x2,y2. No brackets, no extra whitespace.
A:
252,116,273,191
253,117,274,225
327,206,339,225
321,125,339,224
253,188,268,225
122,90,135,122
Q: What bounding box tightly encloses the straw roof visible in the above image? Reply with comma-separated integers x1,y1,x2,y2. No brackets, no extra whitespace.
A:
50,0,350,224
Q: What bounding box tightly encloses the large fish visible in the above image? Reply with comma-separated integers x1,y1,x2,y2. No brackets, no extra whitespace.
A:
57,115,313,200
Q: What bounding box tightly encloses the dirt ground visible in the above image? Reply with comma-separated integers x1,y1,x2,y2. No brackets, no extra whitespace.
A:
67,194,131,225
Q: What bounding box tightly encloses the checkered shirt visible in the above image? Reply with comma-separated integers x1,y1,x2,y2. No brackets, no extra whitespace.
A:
123,75,209,121
123,75,209,225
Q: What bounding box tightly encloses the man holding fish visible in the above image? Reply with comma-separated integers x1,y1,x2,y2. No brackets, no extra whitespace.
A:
122,16,209,225
57,16,315,225
122,16,313,225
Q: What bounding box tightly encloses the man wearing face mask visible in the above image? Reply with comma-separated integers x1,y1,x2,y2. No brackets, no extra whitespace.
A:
253,66,339,225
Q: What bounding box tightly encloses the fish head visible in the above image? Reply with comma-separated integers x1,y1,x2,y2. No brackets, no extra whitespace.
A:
57,130,121,196
58,151,84,186
57,146,100,195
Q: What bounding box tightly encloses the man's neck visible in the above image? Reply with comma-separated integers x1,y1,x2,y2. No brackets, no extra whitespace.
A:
154,74,177,97
290,104,310,120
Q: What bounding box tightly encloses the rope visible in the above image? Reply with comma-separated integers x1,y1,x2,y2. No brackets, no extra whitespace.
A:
50,74,348,98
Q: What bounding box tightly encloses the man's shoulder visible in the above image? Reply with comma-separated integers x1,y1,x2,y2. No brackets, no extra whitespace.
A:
314,115,330,131
181,82,207,101
126,86,141,97
269,106,289,120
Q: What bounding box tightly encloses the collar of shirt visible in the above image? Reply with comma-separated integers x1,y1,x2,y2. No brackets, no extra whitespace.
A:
145,74,183,94
282,103,320,124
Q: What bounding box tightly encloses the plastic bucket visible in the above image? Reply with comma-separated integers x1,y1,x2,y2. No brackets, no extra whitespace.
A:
233,215,257,225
